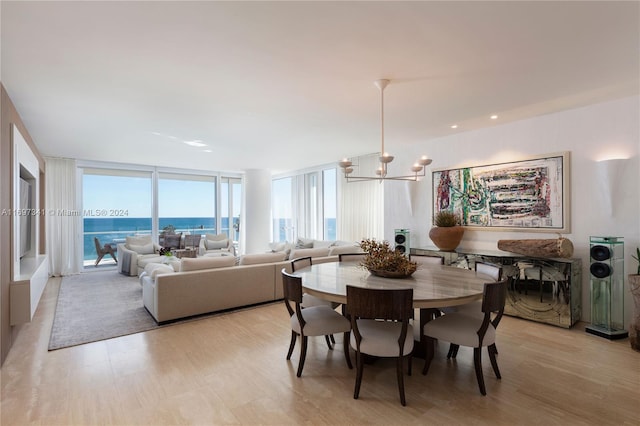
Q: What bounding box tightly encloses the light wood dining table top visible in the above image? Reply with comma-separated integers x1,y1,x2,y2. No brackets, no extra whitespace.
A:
296,261,490,309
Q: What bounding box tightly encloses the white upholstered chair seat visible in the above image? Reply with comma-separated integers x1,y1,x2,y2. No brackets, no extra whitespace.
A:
290,305,351,337
351,320,414,357
424,313,496,348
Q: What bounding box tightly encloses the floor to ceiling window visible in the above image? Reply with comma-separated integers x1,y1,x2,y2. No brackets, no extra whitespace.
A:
220,177,242,243
80,163,241,268
158,172,216,238
323,168,337,240
272,177,294,242
271,167,337,243
158,172,217,251
81,168,152,267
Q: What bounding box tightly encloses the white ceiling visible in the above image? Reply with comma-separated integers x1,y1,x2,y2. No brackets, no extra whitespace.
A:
2,1,638,174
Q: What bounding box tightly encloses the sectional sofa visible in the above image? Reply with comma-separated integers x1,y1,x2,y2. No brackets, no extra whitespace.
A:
140,243,363,323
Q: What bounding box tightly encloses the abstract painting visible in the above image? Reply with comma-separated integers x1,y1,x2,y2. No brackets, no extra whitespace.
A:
432,152,570,232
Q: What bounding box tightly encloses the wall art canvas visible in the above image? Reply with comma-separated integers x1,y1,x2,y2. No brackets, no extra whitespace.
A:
432,152,570,232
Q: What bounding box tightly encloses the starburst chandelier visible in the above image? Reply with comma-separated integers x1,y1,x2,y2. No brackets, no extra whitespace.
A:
339,79,432,182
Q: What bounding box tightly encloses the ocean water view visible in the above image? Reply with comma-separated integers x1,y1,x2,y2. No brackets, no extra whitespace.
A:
84,217,223,260
84,217,336,260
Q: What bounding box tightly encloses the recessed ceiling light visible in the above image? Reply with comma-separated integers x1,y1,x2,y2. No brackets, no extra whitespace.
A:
490,115,498,120
183,140,207,147
203,149,212,153
451,124,458,129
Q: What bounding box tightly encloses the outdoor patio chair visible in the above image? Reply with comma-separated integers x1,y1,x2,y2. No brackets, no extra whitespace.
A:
94,237,117,266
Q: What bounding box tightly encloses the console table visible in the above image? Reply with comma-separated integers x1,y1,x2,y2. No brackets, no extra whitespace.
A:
411,247,582,328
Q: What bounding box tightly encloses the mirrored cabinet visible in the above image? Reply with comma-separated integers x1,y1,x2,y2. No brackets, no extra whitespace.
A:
411,247,582,328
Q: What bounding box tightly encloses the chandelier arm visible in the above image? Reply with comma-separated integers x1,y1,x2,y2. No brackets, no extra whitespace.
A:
339,79,432,183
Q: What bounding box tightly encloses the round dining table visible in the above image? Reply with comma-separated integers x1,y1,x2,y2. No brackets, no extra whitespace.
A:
295,261,490,309
295,261,492,358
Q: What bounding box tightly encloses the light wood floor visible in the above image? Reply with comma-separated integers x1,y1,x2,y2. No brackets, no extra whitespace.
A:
1,276,639,425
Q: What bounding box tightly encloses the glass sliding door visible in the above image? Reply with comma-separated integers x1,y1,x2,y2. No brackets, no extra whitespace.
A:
271,167,338,244
304,172,318,239
272,177,294,242
157,172,216,245
323,168,337,240
220,176,242,247
81,168,152,268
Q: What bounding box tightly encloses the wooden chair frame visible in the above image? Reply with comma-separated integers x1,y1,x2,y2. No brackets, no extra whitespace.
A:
447,261,503,359
423,278,508,395
282,269,352,377
347,285,414,406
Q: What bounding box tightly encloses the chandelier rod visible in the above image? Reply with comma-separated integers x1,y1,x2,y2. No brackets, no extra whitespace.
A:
338,78,431,182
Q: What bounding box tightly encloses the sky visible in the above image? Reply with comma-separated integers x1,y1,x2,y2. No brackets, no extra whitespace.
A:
83,175,238,218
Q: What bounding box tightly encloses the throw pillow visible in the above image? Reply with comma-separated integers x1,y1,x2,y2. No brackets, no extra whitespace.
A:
269,242,286,252
206,238,228,250
127,242,155,254
295,238,314,249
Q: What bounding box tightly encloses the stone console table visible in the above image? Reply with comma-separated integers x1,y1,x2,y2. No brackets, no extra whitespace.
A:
411,247,582,328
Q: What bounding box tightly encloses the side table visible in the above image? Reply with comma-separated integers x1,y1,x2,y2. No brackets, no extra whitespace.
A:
171,248,198,259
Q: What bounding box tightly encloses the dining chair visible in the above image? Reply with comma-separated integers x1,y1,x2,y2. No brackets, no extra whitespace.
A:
446,261,503,358
281,269,352,377
338,253,366,263
422,278,508,395
347,285,414,406
184,234,202,250
408,254,446,339
290,256,338,348
94,237,118,266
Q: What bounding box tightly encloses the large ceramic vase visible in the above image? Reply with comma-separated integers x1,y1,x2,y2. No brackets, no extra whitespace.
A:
629,274,640,351
429,226,464,251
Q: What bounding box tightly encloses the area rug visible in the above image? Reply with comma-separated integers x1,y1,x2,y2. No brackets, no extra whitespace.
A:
48,271,159,350
49,271,279,351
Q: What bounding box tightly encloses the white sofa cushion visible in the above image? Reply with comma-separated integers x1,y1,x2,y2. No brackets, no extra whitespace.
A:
289,247,330,260
269,241,286,252
128,242,155,254
328,244,364,256
313,240,334,248
144,263,176,279
333,240,359,246
125,235,156,254
126,235,152,245
240,252,288,265
180,256,236,272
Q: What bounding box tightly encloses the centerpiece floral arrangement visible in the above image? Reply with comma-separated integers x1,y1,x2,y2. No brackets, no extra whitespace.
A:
359,238,417,277
158,247,173,257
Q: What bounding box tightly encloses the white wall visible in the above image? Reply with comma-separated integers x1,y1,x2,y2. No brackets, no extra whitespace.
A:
384,96,640,325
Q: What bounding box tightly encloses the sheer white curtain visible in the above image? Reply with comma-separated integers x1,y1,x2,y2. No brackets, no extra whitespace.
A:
338,154,384,242
46,157,81,276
